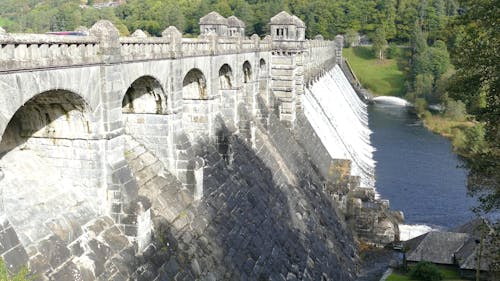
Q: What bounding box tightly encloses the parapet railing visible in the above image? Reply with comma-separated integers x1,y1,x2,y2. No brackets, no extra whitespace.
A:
0,34,100,71
0,22,335,72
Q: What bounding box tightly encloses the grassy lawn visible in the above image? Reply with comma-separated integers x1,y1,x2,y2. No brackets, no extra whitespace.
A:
342,46,407,97
387,265,468,281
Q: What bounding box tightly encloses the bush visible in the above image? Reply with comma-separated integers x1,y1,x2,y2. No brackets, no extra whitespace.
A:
444,99,467,121
414,98,428,117
464,124,486,154
409,261,443,281
386,43,399,59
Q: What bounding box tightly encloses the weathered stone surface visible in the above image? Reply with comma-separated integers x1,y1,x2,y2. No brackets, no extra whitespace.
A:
0,10,400,281
2,245,29,274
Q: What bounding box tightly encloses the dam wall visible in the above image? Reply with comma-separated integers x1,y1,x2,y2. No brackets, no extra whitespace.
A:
0,11,400,280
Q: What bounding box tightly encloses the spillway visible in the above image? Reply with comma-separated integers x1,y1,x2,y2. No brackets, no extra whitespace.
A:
303,65,376,188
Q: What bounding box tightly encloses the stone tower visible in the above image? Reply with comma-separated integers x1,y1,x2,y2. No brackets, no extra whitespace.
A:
199,11,228,37
227,16,245,37
269,11,306,127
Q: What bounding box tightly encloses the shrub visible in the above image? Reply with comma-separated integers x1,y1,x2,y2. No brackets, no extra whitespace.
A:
444,99,467,121
386,43,399,59
0,258,32,281
409,261,443,281
414,98,428,117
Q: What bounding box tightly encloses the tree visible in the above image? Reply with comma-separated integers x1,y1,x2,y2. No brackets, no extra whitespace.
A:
372,27,387,59
449,0,500,217
409,261,443,281
344,28,358,47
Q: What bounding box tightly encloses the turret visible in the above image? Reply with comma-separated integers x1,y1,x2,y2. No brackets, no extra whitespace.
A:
269,11,306,41
227,16,245,37
199,11,229,37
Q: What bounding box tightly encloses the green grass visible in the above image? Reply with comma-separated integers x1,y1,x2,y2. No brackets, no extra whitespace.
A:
342,46,407,97
387,265,469,281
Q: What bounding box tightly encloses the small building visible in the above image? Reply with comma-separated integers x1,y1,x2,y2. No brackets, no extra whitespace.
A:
404,219,497,280
199,11,229,37
269,11,306,41
406,231,470,265
227,16,245,37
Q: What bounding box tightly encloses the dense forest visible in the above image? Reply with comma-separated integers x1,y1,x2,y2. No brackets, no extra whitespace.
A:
1,0,498,259
0,0,460,41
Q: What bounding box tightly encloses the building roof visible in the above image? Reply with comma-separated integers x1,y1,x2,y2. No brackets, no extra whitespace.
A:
406,231,470,265
199,11,228,26
227,16,245,28
291,15,305,28
270,11,294,25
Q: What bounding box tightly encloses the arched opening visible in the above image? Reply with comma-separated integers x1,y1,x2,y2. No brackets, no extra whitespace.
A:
183,69,207,100
243,61,252,83
122,76,173,171
259,59,266,72
218,64,233,90
122,76,167,114
0,90,99,249
182,69,210,140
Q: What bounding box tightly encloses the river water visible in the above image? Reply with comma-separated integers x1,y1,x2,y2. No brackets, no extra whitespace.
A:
368,103,476,239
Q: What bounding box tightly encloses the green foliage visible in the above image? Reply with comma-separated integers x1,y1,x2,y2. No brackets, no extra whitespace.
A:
343,46,406,96
413,73,434,102
385,42,399,59
372,27,387,59
448,0,500,227
414,98,428,117
409,261,443,281
344,29,358,48
463,124,486,155
0,0,460,41
444,98,466,121
0,258,32,281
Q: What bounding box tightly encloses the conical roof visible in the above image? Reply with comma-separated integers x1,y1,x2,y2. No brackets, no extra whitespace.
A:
200,11,228,25
227,16,245,28
292,15,305,28
270,11,294,25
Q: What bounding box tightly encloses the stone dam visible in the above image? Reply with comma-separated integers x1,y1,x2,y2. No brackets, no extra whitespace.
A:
0,11,402,281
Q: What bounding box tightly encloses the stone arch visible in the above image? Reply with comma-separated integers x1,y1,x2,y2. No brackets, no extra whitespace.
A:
218,64,233,90
183,68,207,100
259,58,266,72
243,61,252,83
122,76,167,114
0,89,101,252
1,90,92,155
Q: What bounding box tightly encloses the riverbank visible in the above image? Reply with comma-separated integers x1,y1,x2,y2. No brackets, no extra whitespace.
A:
343,46,480,159
343,47,406,97
412,107,480,158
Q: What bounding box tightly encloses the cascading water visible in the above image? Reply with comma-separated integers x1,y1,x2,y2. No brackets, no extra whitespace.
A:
303,65,376,188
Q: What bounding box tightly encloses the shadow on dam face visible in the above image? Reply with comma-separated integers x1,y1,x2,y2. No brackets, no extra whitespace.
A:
131,115,358,280
0,90,101,252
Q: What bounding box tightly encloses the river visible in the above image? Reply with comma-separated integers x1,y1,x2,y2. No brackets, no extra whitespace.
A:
368,102,476,239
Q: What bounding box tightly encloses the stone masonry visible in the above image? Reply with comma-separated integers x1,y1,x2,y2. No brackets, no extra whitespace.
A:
0,11,400,280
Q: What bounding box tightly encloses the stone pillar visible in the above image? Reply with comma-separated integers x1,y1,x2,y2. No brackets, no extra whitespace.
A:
90,21,139,235
270,46,306,128
90,20,121,63
335,35,344,65
162,26,182,58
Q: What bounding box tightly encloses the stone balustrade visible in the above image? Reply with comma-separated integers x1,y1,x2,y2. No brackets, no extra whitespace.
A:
120,37,172,61
0,33,100,71
0,22,336,74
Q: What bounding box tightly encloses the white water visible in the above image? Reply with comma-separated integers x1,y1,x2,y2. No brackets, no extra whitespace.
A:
372,96,411,107
399,224,435,241
303,65,376,188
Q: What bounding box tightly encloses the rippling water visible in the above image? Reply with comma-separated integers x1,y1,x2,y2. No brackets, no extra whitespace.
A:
368,103,476,231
